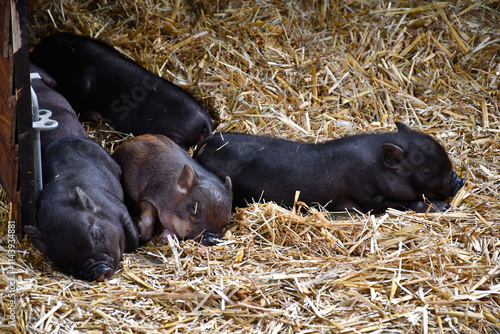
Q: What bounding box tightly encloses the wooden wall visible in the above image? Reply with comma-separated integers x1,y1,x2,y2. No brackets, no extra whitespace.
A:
0,0,35,236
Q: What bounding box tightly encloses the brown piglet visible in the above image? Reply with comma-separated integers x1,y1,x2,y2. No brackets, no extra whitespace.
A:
113,134,232,245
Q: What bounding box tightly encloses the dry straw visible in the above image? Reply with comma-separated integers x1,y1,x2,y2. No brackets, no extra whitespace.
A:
1,0,499,333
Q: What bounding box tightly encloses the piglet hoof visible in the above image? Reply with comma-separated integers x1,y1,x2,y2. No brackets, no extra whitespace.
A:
159,229,177,243
412,200,449,213
435,201,450,212
90,112,103,122
426,201,450,213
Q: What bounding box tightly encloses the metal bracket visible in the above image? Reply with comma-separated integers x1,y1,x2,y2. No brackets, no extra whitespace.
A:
30,72,59,198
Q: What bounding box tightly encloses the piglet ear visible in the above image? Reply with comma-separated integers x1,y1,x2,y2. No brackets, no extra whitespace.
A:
24,225,48,254
177,164,199,194
223,176,233,197
76,187,99,212
382,143,406,169
395,122,411,132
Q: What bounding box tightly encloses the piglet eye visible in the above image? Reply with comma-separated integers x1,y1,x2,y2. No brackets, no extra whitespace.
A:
420,170,436,178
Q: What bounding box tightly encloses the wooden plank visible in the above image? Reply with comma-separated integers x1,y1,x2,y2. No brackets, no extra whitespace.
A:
0,54,15,147
0,139,17,197
13,0,34,232
0,0,17,210
0,0,9,57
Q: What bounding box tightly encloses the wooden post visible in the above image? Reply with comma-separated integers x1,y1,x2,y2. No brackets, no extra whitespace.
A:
0,1,18,202
13,0,34,235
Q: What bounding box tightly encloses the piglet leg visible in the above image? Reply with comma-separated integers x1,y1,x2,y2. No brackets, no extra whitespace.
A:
379,199,449,213
137,199,157,243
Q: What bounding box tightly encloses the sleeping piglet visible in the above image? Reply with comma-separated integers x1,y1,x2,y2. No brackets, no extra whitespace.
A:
25,137,139,282
30,32,212,150
112,134,232,245
30,63,88,150
193,122,465,213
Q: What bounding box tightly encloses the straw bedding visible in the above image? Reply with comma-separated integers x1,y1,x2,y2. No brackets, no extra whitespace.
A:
1,0,499,332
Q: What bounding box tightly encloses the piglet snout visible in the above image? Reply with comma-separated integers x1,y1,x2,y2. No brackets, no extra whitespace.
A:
199,232,223,246
89,264,114,282
451,172,465,196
